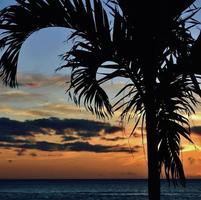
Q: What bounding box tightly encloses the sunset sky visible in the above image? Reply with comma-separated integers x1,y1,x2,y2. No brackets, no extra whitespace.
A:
1,0,201,179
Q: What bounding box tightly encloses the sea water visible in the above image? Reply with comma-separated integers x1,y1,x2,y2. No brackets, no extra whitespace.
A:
0,179,200,200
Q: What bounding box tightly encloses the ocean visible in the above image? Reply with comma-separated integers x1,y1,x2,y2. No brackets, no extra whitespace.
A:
0,179,200,200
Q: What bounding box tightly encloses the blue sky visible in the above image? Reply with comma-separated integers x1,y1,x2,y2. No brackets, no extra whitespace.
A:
0,0,70,76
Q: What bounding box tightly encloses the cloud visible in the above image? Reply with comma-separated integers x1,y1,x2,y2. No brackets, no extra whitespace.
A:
0,117,132,153
0,118,36,136
0,134,17,143
68,141,120,153
0,90,46,102
0,103,90,120
101,136,126,141
17,73,69,88
62,135,78,142
28,118,121,134
0,73,70,115
0,141,133,153
0,117,123,138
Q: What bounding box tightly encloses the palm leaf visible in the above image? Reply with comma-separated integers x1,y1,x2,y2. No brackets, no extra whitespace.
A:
156,69,197,185
0,0,112,87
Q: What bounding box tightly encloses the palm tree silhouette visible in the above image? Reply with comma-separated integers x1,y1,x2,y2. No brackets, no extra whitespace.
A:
0,1,201,199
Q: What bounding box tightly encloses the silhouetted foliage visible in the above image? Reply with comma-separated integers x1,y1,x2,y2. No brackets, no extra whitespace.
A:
0,0,201,199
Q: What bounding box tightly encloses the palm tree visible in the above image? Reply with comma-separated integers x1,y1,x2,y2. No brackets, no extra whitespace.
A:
0,0,201,199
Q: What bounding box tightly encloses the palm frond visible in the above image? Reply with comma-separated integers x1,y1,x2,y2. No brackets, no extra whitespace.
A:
0,0,69,86
157,70,197,185
62,45,114,118
0,0,112,87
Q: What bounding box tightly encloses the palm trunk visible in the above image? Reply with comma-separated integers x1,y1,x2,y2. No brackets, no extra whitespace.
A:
145,105,160,200
144,74,160,200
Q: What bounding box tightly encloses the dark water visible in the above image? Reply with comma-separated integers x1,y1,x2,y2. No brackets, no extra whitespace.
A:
0,179,200,200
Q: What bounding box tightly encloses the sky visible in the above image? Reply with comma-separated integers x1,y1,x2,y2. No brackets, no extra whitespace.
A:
1,0,201,179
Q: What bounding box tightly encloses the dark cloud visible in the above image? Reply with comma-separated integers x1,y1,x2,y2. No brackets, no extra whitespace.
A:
62,135,78,142
101,136,126,141
28,118,123,136
22,141,62,151
0,117,122,137
0,118,35,136
191,126,201,135
77,132,101,140
0,140,134,153
66,141,116,153
0,134,27,144
0,117,130,153
0,134,17,143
